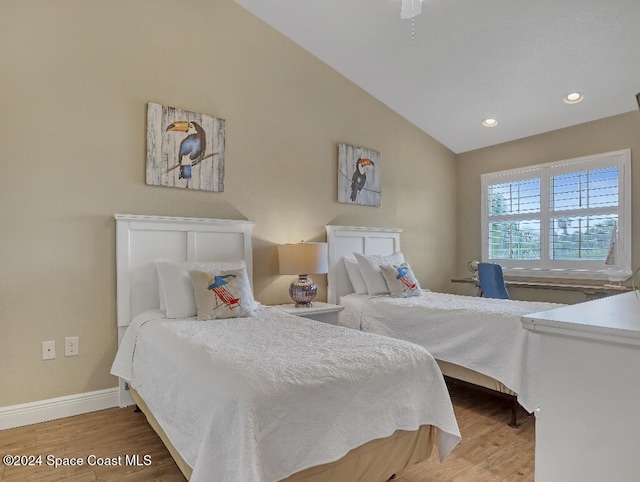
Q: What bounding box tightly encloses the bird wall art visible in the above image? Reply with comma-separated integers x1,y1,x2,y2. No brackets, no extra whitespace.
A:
338,143,381,206
146,102,225,192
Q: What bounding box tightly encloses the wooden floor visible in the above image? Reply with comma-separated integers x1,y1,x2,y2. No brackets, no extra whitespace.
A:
395,384,535,482
0,384,534,481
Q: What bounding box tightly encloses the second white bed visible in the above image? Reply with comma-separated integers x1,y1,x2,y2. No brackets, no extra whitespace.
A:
326,225,565,416
340,291,562,413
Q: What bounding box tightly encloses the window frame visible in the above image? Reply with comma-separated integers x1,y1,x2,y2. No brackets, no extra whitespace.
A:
480,149,632,280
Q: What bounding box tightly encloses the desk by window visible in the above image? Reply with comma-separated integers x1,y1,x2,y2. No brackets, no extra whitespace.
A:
451,277,630,300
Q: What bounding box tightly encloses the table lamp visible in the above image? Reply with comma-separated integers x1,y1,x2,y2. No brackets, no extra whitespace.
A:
278,242,328,307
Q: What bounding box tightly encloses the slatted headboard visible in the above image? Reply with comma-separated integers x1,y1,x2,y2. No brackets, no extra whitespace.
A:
325,225,402,305
114,214,255,405
115,214,255,331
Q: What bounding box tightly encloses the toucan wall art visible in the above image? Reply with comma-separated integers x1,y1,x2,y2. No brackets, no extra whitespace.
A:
338,143,381,207
146,102,225,192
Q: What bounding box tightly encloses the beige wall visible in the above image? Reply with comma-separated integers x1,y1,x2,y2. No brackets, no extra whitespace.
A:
456,111,640,303
0,0,457,406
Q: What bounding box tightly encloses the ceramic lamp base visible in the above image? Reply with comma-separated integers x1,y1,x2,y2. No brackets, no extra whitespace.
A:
289,275,317,307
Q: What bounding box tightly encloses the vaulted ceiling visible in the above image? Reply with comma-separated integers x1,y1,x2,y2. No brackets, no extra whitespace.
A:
235,0,640,153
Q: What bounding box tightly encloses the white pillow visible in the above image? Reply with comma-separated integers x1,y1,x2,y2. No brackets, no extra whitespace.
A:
380,262,422,298
343,256,368,295
354,251,406,295
189,267,256,319
155,260,248,318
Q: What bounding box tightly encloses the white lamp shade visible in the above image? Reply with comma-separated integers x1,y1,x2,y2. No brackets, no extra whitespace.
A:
278,242,328,275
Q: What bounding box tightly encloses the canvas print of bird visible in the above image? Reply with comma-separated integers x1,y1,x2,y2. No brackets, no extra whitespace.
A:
165,120,211,179
146,103,225,192
338,143,381,206
350,157,375,202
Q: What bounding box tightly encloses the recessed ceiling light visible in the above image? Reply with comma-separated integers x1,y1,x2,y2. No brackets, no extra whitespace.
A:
564,92,583,104
482,118,498,127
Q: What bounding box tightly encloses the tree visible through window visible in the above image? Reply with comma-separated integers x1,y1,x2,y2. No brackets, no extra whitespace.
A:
481,150,631,279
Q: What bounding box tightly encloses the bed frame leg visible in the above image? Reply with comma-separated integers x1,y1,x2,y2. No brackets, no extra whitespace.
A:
509,400,518,428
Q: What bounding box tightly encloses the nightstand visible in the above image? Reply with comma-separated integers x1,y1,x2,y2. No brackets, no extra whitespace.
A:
271,302,344,325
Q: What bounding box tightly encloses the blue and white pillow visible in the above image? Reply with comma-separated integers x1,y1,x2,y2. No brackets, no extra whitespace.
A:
380,263,421,298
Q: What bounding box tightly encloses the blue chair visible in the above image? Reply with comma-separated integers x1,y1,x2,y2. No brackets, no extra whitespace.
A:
477,262,510,299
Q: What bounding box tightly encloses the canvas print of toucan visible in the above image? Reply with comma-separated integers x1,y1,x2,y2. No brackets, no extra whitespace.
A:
146,102,225,192
337,143,381,206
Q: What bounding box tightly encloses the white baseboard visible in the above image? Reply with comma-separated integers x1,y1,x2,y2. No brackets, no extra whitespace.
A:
0,388,119,430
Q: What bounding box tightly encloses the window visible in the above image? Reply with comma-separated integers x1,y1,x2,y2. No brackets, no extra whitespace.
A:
481,149,631,279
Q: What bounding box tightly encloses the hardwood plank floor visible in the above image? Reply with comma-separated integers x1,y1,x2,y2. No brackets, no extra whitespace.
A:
395,384,535,481
0,384,533,481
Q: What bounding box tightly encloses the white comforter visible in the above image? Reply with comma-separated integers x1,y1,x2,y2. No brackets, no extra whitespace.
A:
111,306,460,482
340,292,564,413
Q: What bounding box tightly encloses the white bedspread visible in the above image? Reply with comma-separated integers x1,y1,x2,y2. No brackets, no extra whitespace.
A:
111,306,460,482
340,292,564,413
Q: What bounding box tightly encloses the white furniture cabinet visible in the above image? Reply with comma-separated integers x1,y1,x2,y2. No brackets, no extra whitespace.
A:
271,302,344,325
521,292,640,482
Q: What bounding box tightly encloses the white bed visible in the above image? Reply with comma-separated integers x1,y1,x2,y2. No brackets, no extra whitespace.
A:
110,214,461,482
326,225,564,422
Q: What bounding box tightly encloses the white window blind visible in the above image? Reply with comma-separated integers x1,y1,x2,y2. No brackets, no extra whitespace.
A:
481,149,631,279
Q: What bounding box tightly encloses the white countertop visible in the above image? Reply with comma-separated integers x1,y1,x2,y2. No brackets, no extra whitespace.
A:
521,291,640,346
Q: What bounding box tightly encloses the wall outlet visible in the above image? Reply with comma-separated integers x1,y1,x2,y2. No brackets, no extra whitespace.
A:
42,340,56,360
65,336,79,356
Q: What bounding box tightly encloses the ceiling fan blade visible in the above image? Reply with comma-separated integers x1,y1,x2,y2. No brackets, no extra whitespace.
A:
400,0,422,19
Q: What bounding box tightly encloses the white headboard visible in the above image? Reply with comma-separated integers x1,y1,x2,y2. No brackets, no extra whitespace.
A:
115,214,255,331
325,225,402,305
